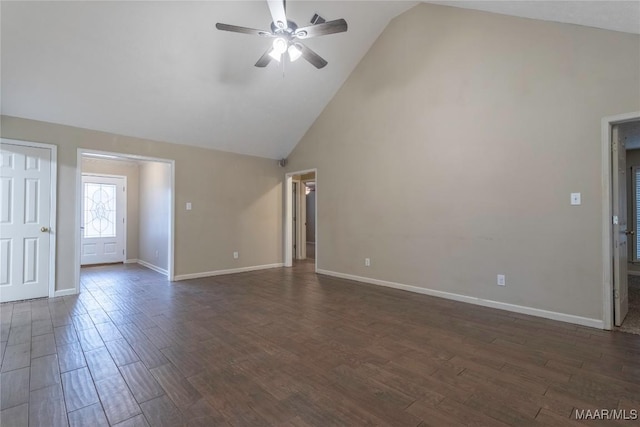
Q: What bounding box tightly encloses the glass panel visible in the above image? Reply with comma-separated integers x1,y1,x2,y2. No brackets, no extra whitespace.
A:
84,183,117,238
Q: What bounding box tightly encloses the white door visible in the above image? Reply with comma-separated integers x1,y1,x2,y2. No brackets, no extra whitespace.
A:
0,143,53,302
81,175,125,265
612,125,629,326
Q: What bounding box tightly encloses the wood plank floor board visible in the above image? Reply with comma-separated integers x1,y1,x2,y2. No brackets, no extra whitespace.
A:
30,354,61,391
31,333,57,359
150,363,202,409
61,367,100,412
0,366,30,410
7,324,32,346
1,343,31,372
28,386,69,427
71,314,94,332
84,346,120,382
94,374,142,425
56,342,86,373
119,361,165,404
0,402,29,426
139,395,184,427
105,339,140,367
68,402,109,427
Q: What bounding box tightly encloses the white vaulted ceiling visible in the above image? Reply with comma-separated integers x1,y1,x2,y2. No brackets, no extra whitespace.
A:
2,1,639,159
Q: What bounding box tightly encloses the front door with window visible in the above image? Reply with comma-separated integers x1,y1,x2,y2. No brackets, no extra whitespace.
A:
81,175,125,265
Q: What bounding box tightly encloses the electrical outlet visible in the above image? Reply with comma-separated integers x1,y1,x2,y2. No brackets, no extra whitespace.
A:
497,274,506,286
233,251,239,259
365,258,371,267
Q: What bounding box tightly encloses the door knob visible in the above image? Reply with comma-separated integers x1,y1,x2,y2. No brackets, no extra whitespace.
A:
40,227,49,232
626,230,635,235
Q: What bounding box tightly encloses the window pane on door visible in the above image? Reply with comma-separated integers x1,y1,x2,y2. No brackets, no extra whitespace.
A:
84,183,117,238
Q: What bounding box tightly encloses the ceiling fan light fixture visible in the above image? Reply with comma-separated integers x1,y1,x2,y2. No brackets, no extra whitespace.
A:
268,49,282,62
288,43,302,61
269,37,287,61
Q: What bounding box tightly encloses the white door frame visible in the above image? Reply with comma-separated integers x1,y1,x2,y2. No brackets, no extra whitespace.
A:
1,138,57,298
602,111,640,330
75,149,176,293
285,168,317,269
80,173,127,264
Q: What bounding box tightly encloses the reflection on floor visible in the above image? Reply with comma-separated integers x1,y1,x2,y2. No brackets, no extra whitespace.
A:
619,275,640,335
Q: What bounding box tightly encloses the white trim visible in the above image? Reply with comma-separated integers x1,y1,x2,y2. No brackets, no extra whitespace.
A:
318,269,604,329
602,112,640,330
124,259,138,264
173,263,284,281
0,138,58,299
137,259,168,276
54,288,76,298
76,149,177,293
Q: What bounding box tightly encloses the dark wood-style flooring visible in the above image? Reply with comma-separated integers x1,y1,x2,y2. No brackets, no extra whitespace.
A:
1,261,639,426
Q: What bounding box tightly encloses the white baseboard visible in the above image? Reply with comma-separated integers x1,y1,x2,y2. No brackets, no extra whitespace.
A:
174,263,284,281
137,259,168,276
54,288,78,298
628,270,640,277
317,269,604,329
124,259,138,264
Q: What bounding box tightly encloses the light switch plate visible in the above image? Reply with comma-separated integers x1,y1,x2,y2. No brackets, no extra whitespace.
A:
186,202,192,210
570,193,581,205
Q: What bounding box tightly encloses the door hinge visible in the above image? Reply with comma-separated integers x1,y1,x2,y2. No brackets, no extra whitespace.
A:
122,249,125,255
614,289,620,299
122,218,125,223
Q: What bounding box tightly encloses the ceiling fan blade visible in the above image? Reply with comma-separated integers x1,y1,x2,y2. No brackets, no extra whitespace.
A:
298,43,328,69
294,19,348,39
267,0,288,30
216,23,272,37
254,48,273,68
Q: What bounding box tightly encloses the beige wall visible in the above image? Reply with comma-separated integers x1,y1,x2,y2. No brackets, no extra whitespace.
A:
138,161,171,271
286,3,640,321
81,157,140,261
1,116,283,290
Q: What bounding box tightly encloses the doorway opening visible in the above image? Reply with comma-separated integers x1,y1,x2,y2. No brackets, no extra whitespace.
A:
603,112,640,331
285,169,317,270
75,150,175,293
619,119,640,334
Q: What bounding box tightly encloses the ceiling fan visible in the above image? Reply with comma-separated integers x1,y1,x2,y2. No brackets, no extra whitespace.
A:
215,0,348,69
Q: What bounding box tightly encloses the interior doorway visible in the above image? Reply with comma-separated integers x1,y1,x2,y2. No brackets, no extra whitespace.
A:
75,150,175,293
285,169,317,269
619,119,640,334
603,112,640,331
